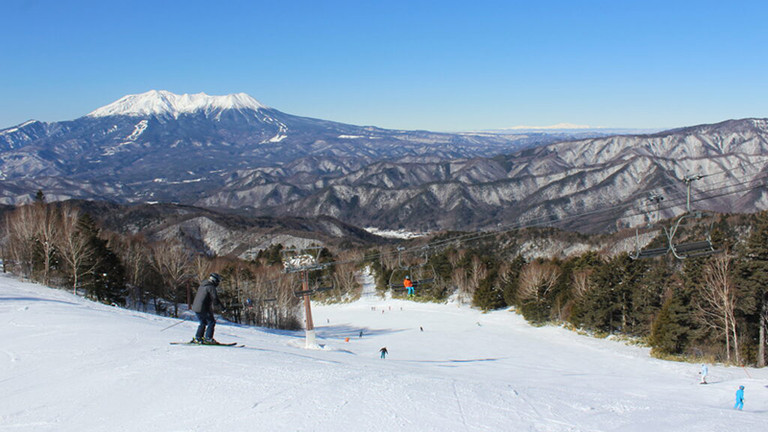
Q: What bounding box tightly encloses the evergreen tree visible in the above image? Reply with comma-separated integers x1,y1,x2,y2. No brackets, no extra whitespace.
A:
472,257,504,311
77,213,126,304
571,254,637,334
630,259,671,337
649,289,694,356
500,254,525,306
256,243,284,266
736,211,768,366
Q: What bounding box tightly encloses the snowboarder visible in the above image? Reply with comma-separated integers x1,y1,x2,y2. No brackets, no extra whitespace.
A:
379,347,388,359
404,276,414,297
191,273,224,344
699,364,708,384
734,385,744,410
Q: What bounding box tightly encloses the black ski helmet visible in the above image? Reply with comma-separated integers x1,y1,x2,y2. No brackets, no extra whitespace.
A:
209,273,222,285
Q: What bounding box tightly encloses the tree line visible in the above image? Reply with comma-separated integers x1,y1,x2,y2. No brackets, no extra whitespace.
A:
0,195,361,331
374,213,768,367
5,194,768,366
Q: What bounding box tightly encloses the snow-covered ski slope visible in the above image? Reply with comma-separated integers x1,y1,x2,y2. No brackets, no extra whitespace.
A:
1,271,766,432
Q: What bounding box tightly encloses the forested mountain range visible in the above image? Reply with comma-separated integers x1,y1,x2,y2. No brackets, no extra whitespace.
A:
1,91,767,234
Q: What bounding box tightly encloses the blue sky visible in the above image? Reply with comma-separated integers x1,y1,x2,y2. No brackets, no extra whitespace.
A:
2,0,767,131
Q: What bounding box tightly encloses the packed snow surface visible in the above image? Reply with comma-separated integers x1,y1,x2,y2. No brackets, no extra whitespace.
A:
87,90,267,118
1,272,766,431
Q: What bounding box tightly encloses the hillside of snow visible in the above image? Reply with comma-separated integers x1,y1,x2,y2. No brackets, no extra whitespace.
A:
1,271,766,431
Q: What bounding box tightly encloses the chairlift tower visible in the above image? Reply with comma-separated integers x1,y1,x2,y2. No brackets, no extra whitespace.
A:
683,174,704,213
282,247,326,349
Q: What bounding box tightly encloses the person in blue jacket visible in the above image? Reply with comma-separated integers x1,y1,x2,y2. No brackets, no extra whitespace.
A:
699,364,708,384
734,385,744,410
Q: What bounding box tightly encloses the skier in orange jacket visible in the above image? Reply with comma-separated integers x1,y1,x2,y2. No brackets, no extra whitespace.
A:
404,275,414,296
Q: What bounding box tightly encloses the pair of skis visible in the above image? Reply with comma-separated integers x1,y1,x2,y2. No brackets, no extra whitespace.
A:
170,341,243,347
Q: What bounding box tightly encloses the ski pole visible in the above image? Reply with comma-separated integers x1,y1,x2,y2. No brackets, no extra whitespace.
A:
160,319,187,332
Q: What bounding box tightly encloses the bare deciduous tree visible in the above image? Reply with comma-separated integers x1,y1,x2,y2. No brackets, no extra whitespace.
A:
110,233,151,310
149,239,192,317
447,248,466,268
451,267,468,301
571,269,594,299
57,206,99,294
4,206,38,279
518,261,560,302
34,203,59,286
697,253,740,364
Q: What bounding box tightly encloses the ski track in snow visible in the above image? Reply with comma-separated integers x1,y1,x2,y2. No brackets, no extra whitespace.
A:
1,271,767,431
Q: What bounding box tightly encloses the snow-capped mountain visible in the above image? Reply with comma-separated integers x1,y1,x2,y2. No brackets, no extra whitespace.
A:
2,90,766,234
0,90,569,206
86,90,268,118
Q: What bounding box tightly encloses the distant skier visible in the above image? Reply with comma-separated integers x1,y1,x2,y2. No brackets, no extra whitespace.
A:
379,347,388,359
404,276,414,297
699,364,708,384
359,330,363,338
191,273,224,344
734,385,745,410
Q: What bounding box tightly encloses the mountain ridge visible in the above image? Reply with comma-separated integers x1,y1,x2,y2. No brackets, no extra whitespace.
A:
1,91,766,234
86,90,268,118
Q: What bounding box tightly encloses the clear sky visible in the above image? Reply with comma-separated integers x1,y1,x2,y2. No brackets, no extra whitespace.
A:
2,0,768,131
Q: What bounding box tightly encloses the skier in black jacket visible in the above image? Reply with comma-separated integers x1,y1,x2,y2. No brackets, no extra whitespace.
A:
191,273,224,344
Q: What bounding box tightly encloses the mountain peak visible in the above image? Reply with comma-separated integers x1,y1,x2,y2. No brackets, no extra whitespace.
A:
86,90,268,118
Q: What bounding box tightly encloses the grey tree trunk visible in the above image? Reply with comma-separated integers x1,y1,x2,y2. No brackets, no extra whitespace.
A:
759,295,767,368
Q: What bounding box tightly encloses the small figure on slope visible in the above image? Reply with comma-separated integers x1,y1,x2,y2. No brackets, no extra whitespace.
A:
379,347,388,359
734,385,744,410
191,273,224,344
403,275,414,297
699,364,708,384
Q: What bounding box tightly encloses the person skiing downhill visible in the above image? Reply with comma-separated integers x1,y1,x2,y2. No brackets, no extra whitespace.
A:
734,385,745,410
191,273,224,344
379,347,388,359
403,276,414,297
699,364,708,384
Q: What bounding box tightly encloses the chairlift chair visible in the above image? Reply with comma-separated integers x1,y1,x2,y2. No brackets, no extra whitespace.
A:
387,247,411,291
258,279,279,303
387,246,437,293
667,211,720,259
665,175,721,259
630,193,670,260
293,269,334,297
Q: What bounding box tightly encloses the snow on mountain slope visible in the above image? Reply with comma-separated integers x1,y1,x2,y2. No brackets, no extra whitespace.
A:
87,90,268,118
1,272,766,431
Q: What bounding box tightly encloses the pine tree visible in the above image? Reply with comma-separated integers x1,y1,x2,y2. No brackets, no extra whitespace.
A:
500,255,525,306
736,211,768,366
649,291,694,356
76,213,126,304
571,254,635,334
